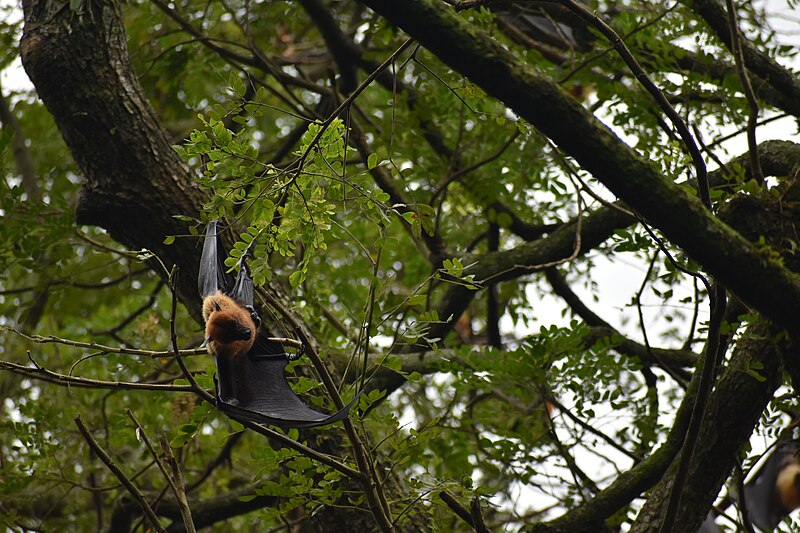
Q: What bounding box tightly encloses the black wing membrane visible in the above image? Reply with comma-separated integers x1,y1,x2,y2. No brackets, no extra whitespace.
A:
198,220,235,300
215,336,360,428
696,513,720,533
199,220,358,428
744,441,800,531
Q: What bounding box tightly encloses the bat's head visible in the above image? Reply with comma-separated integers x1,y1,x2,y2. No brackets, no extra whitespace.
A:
202,291,257,358
777,461,800,514
207,313,253,342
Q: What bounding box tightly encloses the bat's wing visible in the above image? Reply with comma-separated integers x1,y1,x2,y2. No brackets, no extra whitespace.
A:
230,265,255,309
198,220,235,299
744,441,800,531
215,336,360,428
697,512,720,533
200,220,357,427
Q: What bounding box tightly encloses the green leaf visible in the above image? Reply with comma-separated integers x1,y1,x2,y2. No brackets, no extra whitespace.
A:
289,270,305,288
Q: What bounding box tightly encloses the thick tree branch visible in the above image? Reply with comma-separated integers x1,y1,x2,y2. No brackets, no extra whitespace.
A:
688,0,800,107
20,0,205,317
357,0,800,333
630,320,786,532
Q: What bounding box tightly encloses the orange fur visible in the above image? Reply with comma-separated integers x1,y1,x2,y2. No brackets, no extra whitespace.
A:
777,462,800,513
202,291,257,358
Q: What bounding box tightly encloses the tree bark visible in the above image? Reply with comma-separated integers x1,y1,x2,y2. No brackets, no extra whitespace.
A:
630,321,787,532
20,0,205,317
357,0,800,333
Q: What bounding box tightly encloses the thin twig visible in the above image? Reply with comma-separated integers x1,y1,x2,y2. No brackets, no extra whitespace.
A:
635,251,660,377
2,325,205,358
724,0,764,184
551,0,710,208
167,267,207,397
548,397,642,463
160,434,196,533
74,415,166,532
0,358,194,392
127,410,196,533
659,285,727,533
439,491,475,528
734,462,757,533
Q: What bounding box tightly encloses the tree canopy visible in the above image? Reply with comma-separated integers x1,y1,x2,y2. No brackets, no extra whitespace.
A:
2,0,800,531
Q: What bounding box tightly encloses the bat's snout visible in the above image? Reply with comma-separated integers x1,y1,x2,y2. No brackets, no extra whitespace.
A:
232,325,252,341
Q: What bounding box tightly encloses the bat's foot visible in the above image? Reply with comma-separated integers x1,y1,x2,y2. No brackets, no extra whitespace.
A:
287,341,306,361
220,397,240,406
245,305,261,328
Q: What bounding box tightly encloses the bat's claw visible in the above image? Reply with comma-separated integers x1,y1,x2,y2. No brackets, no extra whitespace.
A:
286,341,305,361
245,305,261,328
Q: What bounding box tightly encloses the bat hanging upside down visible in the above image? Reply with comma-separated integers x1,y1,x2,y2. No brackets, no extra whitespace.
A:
744,440,800,531
197,220,358,427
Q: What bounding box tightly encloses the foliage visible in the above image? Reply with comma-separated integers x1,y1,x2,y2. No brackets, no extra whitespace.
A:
2,0,800,531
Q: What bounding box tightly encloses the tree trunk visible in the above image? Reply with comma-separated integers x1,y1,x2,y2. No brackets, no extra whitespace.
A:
20,0,205,316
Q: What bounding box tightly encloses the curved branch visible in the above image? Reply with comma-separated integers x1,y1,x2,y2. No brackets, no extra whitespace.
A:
0,359,195,392
357,0,800,334
689,0,800,108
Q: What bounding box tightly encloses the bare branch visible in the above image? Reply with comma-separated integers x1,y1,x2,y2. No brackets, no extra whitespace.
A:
75,415,166,532
724,0,764,184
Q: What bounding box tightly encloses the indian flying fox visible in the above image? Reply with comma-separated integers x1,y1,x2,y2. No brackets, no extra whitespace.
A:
196,220,359,428
744,440,800,531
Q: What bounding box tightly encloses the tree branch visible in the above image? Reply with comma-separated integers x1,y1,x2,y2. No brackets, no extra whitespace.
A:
75,415,166,532
357,0,800,333
689,0,800,108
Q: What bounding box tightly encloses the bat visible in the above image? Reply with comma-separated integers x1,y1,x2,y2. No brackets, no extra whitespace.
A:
744,440,800,531
697,512,720,533
198,220,357,428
